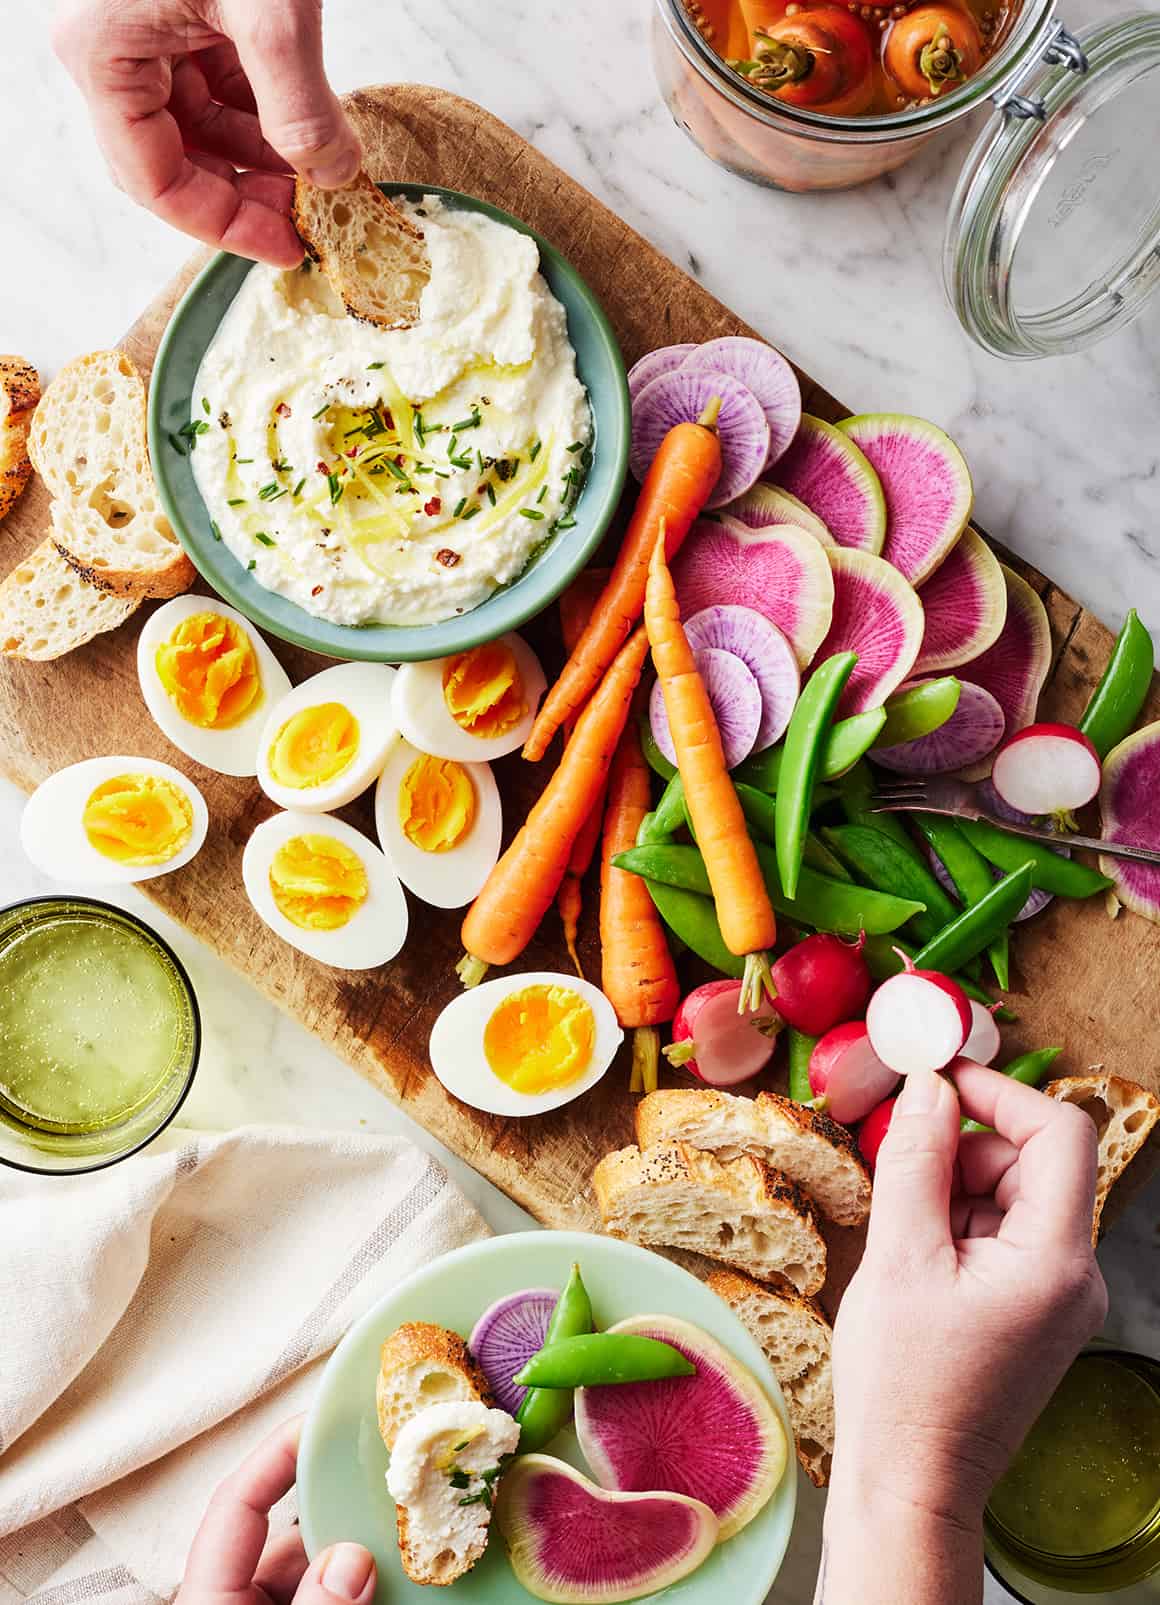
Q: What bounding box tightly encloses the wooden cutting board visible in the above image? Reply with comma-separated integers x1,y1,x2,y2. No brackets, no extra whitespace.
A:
2,86,1157,1308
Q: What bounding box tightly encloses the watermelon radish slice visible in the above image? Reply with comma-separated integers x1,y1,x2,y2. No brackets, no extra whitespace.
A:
685,604,800,751
838,414,973,585
469,1288,558,1416
727,482,835,546
813,548,924,717
873,680,1005,774
914,529,1007,675
769,415,887,554
575,1314,786,1540
627,343,696,401
673,516,834,669
1099,721,1160,923
681,336,802,468
650,646,762,771
631,369,769,508
496,1454,719,1604
956,566,1052,781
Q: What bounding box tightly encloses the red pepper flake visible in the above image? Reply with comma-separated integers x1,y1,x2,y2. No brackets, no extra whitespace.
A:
424,497,442,516
275,402,292,418
346,446,361,458
395,453,406,466
311,585,324,597
435,548,461,568
316,460,329,475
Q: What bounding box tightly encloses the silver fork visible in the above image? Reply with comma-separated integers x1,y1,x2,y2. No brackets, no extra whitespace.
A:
872,775,1160,868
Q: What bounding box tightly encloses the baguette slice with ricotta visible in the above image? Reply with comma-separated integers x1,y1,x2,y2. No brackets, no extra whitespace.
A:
593,1141,826,1296
0,355,40,522
1044,1073,1160,1243
0,539,137,660
292,172,431,329
376,1321,493,1452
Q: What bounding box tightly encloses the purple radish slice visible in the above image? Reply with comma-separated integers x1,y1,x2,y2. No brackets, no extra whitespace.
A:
651,646,762,771
813,548,924,718
809,1022,900,1125
866,956,972,1074
631,369,769,508
873,680,1005,774
768,415,887,554
1099,720,1160,924
991,723,1102,819
837,414,973,585
673,516,834,669
956,565,1052,782
685,604,800,752
681,336,802,468
575,1314,786,1540
914,529,1008,676
496,1454,719,1604
727,482,835,546
627,343,697,402
961,1000,1001,1066
469,1288,558,1416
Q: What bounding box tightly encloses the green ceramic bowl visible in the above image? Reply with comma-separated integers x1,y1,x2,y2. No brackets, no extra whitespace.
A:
149,186,630,662
298,1231,797,1605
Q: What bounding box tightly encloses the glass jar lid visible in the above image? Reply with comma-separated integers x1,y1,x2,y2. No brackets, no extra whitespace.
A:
945,12,1160,359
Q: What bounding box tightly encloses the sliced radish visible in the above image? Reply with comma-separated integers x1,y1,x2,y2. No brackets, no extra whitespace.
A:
681,337,802,468
1098,719,1160,925
866,953,972,1074
991,723,1101,819
961,1000,1001,1066
628,344,697,401
631,369,769,508
914,529,1008,676
770,933,872,1037
857,1095,898,1171
809,1021,900,1125
873,680,1006,774
685,604,800,753
650,646,762,771
727,482,834,547
957,565,1052,781
813,548,924,717
837,414,973,585
663,979,780,1086
769,415,887,554
469,1288,558,1415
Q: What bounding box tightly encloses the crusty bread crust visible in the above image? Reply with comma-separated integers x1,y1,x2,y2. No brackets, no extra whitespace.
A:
376,1321,492,1452
0,539,137,661
292,172,431,330
395,1500,490,1588
1044,1073,1160,1243
0,355,40,523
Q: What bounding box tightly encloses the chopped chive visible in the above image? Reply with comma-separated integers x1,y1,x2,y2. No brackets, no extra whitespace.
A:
520,508,546,521
254,531,276,546
272,458,290,473
327,473,344,506
529,439,542,462
453,497,467,518
486,482,497,506
461,504,481,520
235,456,254,464
179,418,210,442
210,520,222,541
451,408,482,432
567,440,584,453
247,559,257,571
201,397,211,415
292,477,306,498
227,497,246,507
366,360,385,370
555,515,577,530
537,485,548,503
168,433,188,456
312,402,329,420
384,459,410,482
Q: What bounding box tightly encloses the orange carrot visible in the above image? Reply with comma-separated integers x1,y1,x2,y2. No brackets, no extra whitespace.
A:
644,529,776,1010
600,715,680,1093
555,568,612,974
522,402,722,762
458,626,651,985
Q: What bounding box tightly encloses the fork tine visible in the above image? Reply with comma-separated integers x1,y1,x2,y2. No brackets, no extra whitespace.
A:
874,781,929,798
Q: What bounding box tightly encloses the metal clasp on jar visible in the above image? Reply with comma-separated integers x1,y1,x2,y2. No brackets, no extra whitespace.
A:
993,18,1090,120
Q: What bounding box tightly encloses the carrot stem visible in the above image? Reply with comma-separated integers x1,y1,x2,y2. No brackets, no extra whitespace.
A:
632,1026,661,1095
456,954,489,990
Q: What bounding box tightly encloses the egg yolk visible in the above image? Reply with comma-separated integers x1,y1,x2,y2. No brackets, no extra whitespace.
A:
483,985,596,1095
268,703,359,789
268,835,369,930
83,774,194,866
398,755,476,853
155,612,261,729
442,643,526,739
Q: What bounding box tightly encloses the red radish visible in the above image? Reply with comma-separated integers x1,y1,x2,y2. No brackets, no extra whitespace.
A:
866,952,972,1075
769,932,872,1036
991,722,1102,821
663,980,780,1087
961,1000,1001,1066
809,1021,900,1124
857,1095,898,1171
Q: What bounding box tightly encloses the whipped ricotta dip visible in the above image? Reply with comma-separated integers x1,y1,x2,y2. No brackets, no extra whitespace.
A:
190,196,593,627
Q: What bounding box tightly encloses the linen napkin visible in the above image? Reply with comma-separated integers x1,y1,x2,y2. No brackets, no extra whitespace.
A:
0,1125,492,1604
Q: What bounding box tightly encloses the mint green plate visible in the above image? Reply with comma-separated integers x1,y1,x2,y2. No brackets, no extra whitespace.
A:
298,1231,796,1604
149,186,630,663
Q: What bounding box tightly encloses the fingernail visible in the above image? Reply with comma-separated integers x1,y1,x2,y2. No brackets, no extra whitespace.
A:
321,1542,374,1601
306,150,361,187
899,1067,943,1115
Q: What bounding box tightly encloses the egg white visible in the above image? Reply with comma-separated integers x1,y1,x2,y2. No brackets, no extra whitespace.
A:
374,741,502,910
20,755,209,886
242,810,408,969
391,633,546,763
137,595,292,778
428,971,623,1117
257,661,400,813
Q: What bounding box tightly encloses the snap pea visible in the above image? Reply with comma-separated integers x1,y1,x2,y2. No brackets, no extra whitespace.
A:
737,784,843,855
911,864,1034,976
822,823,960,947
875,677,961,748
515,1263,594,1453
1078,609,1154,760
911,815,1010,990
639,714,678,782
803,833,854,883
777,652,857,898
861,933,1017,1020
653,772,687,839
837,759,925,859
644,879,743,977
787,1027,819,1103
636,808,669,849
958,819,1113,898
733,707,887,795
514,1333,696,1390
961,1047,1063,1132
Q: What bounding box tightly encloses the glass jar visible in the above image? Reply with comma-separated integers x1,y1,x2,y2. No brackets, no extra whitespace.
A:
652,2,1160,357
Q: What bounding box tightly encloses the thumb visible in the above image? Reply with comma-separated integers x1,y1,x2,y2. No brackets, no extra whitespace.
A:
866,1068,960,1259
293,1543,376,1605
224,0,362,186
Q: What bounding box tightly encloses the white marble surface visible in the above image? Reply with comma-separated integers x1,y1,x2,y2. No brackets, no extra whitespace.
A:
3,2,1159,1600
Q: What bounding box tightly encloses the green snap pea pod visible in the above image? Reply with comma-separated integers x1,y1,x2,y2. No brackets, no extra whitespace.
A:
515,1263,594,1453
911,815,1010,990
961,1047,1063,1132
636,808,669,849
958,819,1113,898
787,1028,819,1103
735,708,887,795
861,933,1017,1020
644,879,743,977
776,652,857,898
875,677,961,748
803,833,854,882
821,823,961,947
911,864,1034,976
737,784,843,857
836,759,925,860
639,713,678,781
514,1333,696,1390
652,772,687,839
1078,609,1154,759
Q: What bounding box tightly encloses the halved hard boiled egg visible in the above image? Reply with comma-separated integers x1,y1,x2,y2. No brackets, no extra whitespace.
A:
257,662,399,813
242,810,408,969
428,972,623,1117
374,740,502,910
137,596,292,778
392,634,546,763
21,755,208,885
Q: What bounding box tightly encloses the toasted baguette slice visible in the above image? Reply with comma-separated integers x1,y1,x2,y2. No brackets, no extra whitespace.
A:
0,539,137,660
50,499,193,601
1044,1073,1160,1243
293,172,431,329
385,1400,519,1586
0,355,40,522
636,1088,872,1226
707,1269,834,1487
593,1141,826,1295
376,1321,493,1452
